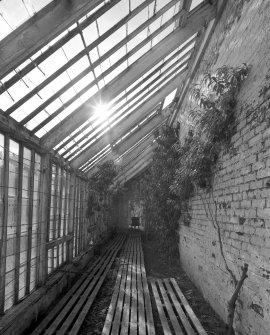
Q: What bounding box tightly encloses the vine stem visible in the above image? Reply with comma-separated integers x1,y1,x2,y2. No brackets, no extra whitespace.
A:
226,263,248,334
200,189,237,286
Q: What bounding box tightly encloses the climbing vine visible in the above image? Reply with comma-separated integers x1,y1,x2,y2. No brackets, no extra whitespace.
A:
86,161,118,218
141,125,181,261
170,64,251,334
140,64,250,331
171,63,251,196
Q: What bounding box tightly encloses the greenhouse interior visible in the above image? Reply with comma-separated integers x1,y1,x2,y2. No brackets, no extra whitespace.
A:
0,0,269,334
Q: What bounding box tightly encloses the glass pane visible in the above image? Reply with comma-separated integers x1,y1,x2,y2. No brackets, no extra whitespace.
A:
5,140,19,311
19,147,31,300
30,153,41,291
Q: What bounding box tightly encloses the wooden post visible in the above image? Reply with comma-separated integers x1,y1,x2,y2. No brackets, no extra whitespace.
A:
0,135,9,314
25,149,35,295
62,170,68,264
37,153,50,285
57,167,64,266
68,173,76,260
14,143,23,304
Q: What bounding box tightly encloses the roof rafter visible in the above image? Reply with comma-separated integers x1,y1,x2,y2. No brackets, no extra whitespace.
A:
62,60,187,159
6,0,174,118
86,133,156,176
170,0,227,124
70,69,186,169
42,1,215,149
0,0,104,80
114,154,152,185
119,144,154,173
55,39,195,153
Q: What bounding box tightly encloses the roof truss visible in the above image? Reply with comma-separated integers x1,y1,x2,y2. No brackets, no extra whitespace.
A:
0,0,218,179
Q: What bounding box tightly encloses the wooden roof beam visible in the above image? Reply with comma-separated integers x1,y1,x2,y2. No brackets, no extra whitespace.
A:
80,111,159,173
42,1,216,149
117,140,156,172
119,145,154,173
52,42,193,154
86,116,162,176
63,61,187,160
8,0,176,119
0,0,104,80
70,70,185,169
170,0,227,124
114,157,152,185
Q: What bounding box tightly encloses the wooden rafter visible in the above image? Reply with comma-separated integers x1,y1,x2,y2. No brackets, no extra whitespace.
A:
70,69,185,168
0,0,104,80
115,156,152,185
42,1,215,149
7,0,176,118
170,0,228,124
63,61,187,160
55,38,195,153
85,111,165,175
73,106,165,170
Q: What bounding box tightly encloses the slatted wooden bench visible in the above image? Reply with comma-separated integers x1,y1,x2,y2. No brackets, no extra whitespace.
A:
102,233,155,335
150,278,208,335
31,234,126,335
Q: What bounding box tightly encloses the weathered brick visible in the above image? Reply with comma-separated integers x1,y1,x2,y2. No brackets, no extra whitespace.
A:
257,169,270,179
177,2,270,335
252,199,266,209
249,133,263,147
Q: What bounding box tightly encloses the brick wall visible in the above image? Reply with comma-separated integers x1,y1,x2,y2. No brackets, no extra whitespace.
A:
177,1,270,334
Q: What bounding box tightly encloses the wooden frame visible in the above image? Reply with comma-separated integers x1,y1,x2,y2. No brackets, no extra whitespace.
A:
0,135,9,314
42,1,216,149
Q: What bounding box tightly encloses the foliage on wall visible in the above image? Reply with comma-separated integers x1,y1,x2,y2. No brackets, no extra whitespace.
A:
140,64,251,306
141,125,181,261
171,63,251,195
86,161,118,229
171,64,251,334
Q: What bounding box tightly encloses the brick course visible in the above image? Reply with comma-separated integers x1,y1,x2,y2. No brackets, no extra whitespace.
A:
177,1,270,334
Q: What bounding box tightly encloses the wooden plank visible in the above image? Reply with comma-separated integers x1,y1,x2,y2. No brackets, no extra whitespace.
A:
102,241,130,335
157,279,184,335
110,244,132,335
170,278,208,335
141,253,155,335
163,279,196,335
129,240,138,335
44,250,117,335
119,243,133,335
67,246,123,335
31,235,124,334
151,280,172,335
137,247,146,335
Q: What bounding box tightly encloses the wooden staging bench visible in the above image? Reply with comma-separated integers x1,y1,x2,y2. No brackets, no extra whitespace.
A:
102,233,155,335
31,234,126,335
151,278,208,335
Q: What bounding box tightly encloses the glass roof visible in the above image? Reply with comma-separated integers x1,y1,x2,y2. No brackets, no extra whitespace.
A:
0,0,205,172
0,0,53,41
